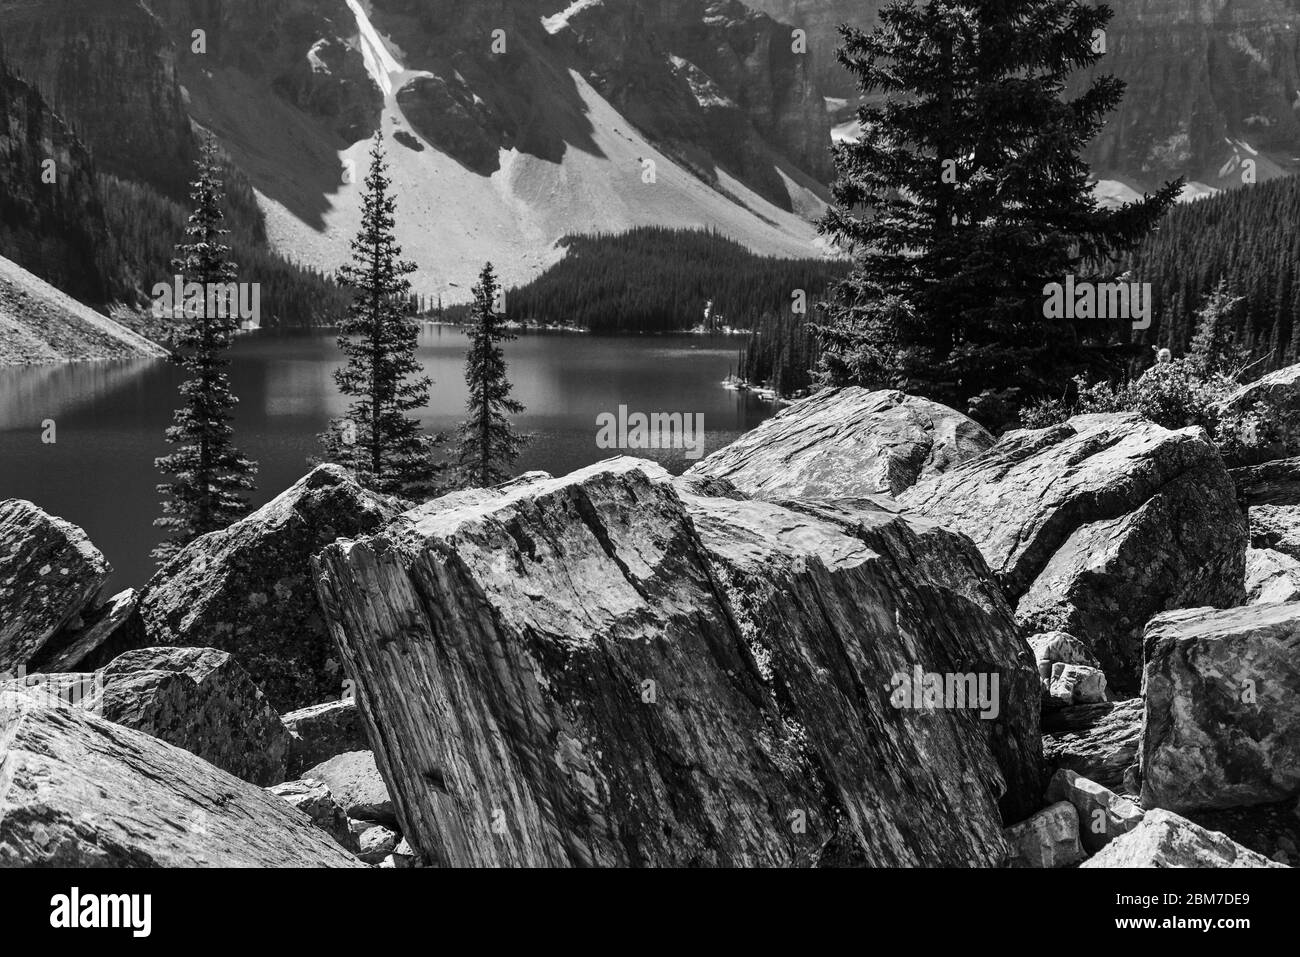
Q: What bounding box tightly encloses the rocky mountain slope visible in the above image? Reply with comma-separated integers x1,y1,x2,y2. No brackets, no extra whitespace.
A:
0,0,834,303
746,0,1300,194
0,254,170,365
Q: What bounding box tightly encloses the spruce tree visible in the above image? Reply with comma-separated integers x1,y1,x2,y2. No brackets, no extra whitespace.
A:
154,135,258,563
319,136,443,498
456,263,526,487
818,0,1182,411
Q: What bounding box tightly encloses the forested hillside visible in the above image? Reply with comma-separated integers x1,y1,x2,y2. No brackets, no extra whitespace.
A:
501,228,847,333
1123,176,1300,368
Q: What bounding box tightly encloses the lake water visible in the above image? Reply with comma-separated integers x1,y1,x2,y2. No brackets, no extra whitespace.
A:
0,327,776,590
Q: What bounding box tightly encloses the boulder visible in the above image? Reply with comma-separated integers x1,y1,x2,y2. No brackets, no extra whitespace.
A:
1248,503,1300,560
900,413,1247,689
137,465,402,710
0,688,362,867
354,821,399,865
1028,631,1098,684
1230,456,1300,507
391,837,417,868
1003,802,1085,868
301,751,395,827
1142,604,1300,811
1046,769,1144,853
314,457,1039,867
1047,663,1108,707
1043,699,1142,793
87,647,291,787
1220,362,1300,462
266,778,355,852
283,697,368,777
1081,809,1286,868
684,388,994,499
1245,547,1300,604
0,499,111,672
28,588,146,673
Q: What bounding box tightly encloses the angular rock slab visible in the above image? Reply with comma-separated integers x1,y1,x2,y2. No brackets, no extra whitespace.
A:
1003,801,1085,868
138,465,402,710
1046,769,1144,853
29,587,146,673
283,697,368,777
1142,604,1300,812
0,499,111,672
1081,809,1286,868
267,778,355,852
92,647,292,787
1043,699,1142,794
1248,504,1300,560
1245,547,1300,604
301,751,395,827
0,689,363,867
314,458,1039,867
1220,362,1300,463
900,413,1247,687
684,387,994,499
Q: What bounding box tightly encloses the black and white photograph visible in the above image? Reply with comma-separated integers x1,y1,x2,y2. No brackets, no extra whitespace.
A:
0,0,1295,929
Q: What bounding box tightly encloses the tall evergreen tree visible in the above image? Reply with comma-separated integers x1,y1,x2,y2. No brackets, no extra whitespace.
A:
817,0,1181,411
319,136,443,498
154,135,258,563
456,263,526,487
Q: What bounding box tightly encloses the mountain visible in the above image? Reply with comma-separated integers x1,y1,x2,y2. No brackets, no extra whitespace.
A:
0,254,169,365
745,0,1300,194
0,0,837,304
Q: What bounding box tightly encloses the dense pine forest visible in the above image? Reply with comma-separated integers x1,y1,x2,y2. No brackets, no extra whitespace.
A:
496,227,848,333
1123,176,1300,370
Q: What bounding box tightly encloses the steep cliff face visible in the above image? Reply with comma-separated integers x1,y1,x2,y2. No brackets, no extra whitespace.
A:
0,0,196,201
747,0,1300,191
0,58,116,304
1078,0,1300,190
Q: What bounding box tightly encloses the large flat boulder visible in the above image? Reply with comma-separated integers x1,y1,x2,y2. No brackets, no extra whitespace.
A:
1142,604,1300,812
684,388,994,499
899,413,1247,688
138,465,402,710
314,458,1039,867
0,500,111,672
1080,809,1285,868
90,647,292,787
0,688,362,867
29,588,146,673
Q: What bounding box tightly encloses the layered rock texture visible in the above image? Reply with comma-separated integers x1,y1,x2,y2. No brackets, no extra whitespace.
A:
900,413,1248,688
1142,604,1300,812
283,698,368,777
685,388,994,499
0,688,362,866
314,457,1040,867
138,466,402,710
0,499,112,672
1043,699,1142,794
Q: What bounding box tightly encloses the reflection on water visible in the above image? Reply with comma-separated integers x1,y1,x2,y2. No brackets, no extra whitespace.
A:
0,327,774,589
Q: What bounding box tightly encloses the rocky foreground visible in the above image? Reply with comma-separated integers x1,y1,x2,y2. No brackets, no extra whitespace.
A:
2,386,1299,867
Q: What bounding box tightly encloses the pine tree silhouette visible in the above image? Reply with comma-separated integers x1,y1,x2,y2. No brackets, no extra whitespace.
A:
455,263,526,488
318,135,443,498
153,134,258,563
